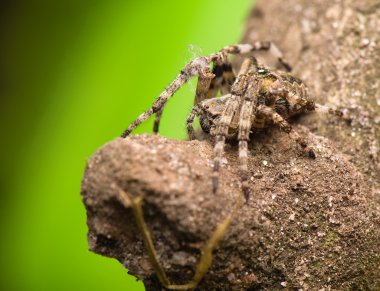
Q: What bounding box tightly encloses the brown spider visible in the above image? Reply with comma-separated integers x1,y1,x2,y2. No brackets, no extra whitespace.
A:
121,42,347,199
119,42,351,290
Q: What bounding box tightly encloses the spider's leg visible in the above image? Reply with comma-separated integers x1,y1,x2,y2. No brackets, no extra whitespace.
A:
186,105,202,140
233,57,261,200
122,56,215,138
194,71,214,105
221,42,292,72
202,60,226,100
117,187,243,290
220,60,236,95
212,58,252,193
314,103,352,124
152,108,165,134
237,80,260,201
117,189,170,287
212,97,238,193
257,105,316,159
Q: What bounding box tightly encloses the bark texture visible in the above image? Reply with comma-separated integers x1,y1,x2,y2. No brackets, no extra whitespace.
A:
81,1,380,290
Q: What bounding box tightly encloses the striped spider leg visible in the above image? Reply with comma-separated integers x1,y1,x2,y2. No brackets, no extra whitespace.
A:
314,103,352,123
117,187,243,290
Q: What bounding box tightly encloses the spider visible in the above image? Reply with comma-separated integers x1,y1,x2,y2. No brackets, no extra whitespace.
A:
119,42,351,290
119,41,350,290
121,42,347,199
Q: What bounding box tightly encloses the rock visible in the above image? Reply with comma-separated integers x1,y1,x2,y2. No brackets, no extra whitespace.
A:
81,132,380,290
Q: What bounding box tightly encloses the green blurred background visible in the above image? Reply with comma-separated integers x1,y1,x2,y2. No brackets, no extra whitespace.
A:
0,1,252,290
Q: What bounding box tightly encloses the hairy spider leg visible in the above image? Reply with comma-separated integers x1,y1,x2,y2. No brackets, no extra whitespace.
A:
314,103,352,123
117,187,243,290
212,58,252,193
194,71,214,105
256,104,316,159
153,108,164,134
220,42,292,72
205,59,227,99
237,59,261,200
186,105,202,141
121,56,216,138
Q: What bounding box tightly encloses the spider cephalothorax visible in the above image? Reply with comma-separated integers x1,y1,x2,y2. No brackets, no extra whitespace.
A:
120,42,349,290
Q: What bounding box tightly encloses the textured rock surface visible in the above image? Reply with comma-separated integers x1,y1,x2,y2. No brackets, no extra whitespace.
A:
82,133,379,290
81,0,380,289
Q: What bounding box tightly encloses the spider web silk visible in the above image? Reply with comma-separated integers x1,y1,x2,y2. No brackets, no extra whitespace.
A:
186,44,204,93
188,44,203,59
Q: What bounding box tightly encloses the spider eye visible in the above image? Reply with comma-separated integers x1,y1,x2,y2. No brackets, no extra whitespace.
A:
257,67,269,75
